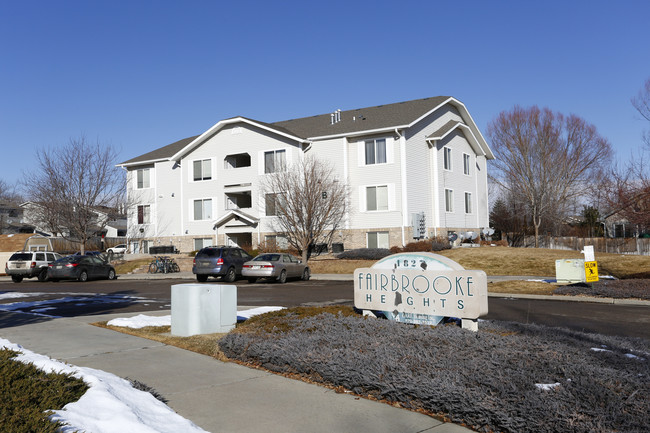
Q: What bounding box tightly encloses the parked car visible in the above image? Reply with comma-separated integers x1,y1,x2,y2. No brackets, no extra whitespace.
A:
48,255,117,282
74,251,103,256
192,246,253,282
106,244,127,255
242,253,310,284
5,251,63,283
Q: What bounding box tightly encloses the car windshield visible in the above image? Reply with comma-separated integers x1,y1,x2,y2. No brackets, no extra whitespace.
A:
9,253,31,261
197,248,219,258
253,254,280,262
55,256,79,264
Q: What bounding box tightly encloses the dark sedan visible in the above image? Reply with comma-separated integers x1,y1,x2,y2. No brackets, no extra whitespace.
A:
48,255,117,282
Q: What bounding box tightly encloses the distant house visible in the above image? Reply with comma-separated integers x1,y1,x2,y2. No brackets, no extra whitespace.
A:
19,202,126,239
118,96,494,253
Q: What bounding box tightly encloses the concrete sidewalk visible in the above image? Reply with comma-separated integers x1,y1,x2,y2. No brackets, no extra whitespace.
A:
0,309,473,433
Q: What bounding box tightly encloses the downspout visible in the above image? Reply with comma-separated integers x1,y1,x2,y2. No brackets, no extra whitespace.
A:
396,128,407,247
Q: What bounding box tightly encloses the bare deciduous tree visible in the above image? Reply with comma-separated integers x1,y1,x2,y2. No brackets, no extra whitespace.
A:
602,78,650,236
22,137,124,253
262,156,347,262
487,106,612,247
632,77,650,148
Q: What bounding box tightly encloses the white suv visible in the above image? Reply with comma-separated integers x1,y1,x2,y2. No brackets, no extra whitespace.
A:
5,251,62,283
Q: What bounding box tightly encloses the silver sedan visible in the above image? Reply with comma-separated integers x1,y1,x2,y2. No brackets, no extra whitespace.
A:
242,253,310,284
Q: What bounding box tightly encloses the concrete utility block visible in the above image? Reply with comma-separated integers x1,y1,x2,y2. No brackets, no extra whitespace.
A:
171,284,237,337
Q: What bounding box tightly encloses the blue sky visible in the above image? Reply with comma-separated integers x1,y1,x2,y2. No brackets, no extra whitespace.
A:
1,0,649,187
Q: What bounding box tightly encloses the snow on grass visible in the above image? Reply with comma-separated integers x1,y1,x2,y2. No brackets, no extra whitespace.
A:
106,307,286,329
0,338,208,433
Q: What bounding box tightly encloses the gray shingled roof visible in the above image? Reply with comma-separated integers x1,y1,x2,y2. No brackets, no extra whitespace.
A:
120,96,453,165
272,96,451,138
120,135,199,165
428,120,461,140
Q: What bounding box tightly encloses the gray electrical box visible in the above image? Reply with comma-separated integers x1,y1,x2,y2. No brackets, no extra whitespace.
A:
171,284,237,336
412,212,426,239
555,259,586,284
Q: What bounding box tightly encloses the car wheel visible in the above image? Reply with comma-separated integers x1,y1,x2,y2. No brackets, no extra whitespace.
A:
78,270,88,282
196,274,208,282
11,275,23,283
277,270,287,284
301,268,310,281
224,267,236,283
107,269,116,280
247,277,257,284
37,268,49,282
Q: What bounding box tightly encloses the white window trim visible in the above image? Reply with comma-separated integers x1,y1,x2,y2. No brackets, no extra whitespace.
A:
443,146,452,171
134,167,153,190
463,153,471,176
136,204,152,225
367,231,390,249
259,148,290,175
445,188,454,213
464,191,473,214
358,137,394,166
191,198,213,221
189,158,214,182
359,183,395,212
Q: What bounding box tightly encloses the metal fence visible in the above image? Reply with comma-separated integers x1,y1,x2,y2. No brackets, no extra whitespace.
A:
538,236,650,256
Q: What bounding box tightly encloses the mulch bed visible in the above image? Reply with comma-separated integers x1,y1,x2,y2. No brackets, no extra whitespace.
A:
555,279,650,300
219,311,649,433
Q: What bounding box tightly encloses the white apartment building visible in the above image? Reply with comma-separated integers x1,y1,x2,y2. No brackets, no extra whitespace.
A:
118,96,494,253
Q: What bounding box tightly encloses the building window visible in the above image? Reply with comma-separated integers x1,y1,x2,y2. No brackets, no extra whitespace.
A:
465,192,472,214
265,193,282,216
137,205,151,224
365,138,387,165
463,153,471,175
194,238,213,250
193,159,212,181
264,150,286,173
265,234,288,249
443,147,452,171
193,199,212,220
367,231,389,249
136,168,151,189
366,185,388,211
445,189,453,213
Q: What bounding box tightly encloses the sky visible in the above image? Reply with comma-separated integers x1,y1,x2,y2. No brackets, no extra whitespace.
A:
1,0,649,188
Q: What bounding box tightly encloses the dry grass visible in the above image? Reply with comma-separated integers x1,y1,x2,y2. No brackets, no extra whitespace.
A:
93,322,230,361
436,246,650,279
112,258,152,274
309,247,650,279
488,280,559,295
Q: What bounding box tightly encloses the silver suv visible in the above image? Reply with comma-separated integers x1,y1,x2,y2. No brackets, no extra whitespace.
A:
192,246,252,282
5,251,63,283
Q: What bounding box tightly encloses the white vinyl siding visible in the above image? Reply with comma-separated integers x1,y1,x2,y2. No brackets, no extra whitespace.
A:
367,231,389,248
